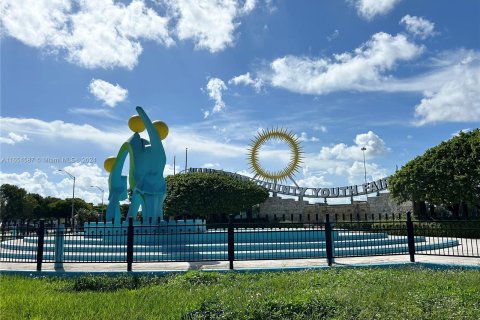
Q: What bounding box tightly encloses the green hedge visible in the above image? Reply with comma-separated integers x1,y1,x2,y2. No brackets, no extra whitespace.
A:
335,220,480,238
164,172,268,220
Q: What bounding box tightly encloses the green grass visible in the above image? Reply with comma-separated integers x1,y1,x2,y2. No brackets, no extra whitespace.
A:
1,267,479,319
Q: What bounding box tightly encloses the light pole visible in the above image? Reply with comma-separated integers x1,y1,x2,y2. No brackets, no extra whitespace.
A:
58,169,75,228
361,147,370,213
361,147,367,184
185,147,188,172
90,185,104,218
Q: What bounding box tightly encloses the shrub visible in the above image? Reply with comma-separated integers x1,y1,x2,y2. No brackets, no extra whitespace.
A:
164,172,268,221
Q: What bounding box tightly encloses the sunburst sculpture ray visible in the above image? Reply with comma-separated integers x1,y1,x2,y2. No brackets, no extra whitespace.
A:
247,128,303,184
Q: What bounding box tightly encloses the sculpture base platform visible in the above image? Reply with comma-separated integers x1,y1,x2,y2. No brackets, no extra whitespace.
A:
83,219,207,244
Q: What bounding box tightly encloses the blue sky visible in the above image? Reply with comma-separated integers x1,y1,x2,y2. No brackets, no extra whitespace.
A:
1,0,479,205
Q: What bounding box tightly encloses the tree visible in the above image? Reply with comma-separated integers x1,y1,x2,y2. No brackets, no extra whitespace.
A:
164,172,269,221
0,184,99,220
48,198,93,219
389,129,480,217
120,203,130,219
40,196,61,218
0,184,27,220
22,194,39,219
75,208,99,227
29,193,47,217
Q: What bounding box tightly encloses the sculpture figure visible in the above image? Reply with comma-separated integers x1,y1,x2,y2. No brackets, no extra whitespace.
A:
104,106,169,223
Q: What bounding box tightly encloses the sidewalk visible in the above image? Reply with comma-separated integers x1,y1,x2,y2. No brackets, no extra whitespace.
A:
1,255,478,274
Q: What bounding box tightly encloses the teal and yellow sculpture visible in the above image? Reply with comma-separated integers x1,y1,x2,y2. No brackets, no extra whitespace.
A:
104,106,169,223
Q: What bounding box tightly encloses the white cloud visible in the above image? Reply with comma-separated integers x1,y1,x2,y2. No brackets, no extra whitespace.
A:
0,138,12,145
1,1,259,68
0,169,60,198
56,163,108,194
0,0,173,69
165,131,245,159
255,148,292,170
68,108,119,119
379,49,480,92
202,110,211,119
299,149,389,189
452,129,473,137
167,0,255,52
313,125,328,133
204,77,228,117
229,72,264,92
0,117,129,149
312,159,387,186
413,67,480,125
0,132,30,145
89,79,128,107
267,32,423,95
163,164,177,176
297,132,319,142
0,0,71,47
319,131,388,161
203,162,221,168
368,49,480,125
232,170,252,178
0,115,249,162
62,0,174,69
350,0,402,20
400,15,436,39
264,0,277,13
297,175,330,188
0,164,109,204
0,113,392,190
240,0,256,14
327,29,340,42
342,161,388,185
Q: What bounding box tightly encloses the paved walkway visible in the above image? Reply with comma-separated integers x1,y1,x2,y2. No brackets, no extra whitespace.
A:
1,255,478,274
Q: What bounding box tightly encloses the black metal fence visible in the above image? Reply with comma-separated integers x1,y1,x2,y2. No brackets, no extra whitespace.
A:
1,213,478,271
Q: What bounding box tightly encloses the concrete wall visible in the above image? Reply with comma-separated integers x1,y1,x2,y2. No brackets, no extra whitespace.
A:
258,192,413,222
368,192,413,217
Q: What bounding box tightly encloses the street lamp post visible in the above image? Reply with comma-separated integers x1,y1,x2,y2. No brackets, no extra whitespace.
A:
185,147,188,172
90,185,105,218
58,169,75,229
361,147,371,213
361,147,367,184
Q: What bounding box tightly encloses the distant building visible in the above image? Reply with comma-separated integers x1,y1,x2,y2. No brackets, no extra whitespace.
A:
258,192,413,222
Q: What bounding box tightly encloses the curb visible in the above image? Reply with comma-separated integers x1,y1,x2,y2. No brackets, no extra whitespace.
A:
1,261,479,278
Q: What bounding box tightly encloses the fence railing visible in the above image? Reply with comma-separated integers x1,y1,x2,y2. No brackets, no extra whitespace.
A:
1,213,478,271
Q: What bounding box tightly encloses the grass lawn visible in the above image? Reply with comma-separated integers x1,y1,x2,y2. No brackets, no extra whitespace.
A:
1,266,479,319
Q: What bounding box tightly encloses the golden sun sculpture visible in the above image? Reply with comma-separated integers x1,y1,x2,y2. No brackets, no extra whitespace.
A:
248,128,303,184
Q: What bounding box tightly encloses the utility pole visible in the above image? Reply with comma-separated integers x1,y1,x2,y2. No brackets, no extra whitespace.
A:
361,147,367,184
59,169,75,230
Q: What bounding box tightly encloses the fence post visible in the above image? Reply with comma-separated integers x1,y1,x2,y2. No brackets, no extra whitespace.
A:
406,211,415,262
12,223,17,239
36,220,45,272
54,224,65,269
127,217,134,272
325,214,334,266
228,214,235,270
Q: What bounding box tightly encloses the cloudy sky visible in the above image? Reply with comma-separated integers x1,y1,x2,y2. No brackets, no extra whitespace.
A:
1,0,479,205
